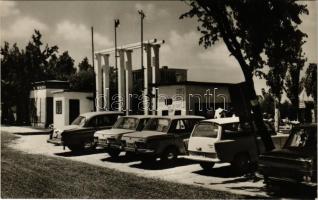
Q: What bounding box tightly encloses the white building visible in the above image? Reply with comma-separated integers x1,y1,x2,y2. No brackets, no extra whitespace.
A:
52,90,94,129
154,81,233,117
30,80,69,128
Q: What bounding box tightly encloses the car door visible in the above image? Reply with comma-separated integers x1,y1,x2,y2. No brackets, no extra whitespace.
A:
169,119,192,154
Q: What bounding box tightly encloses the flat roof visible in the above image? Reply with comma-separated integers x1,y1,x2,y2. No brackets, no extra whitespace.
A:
151,81,237,87
202,117,240,124
51,89,93,94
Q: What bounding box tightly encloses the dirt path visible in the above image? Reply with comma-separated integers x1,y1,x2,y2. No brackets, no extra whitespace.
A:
11,134,268,197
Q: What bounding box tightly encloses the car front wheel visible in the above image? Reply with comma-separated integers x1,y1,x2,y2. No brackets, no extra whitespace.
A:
200,162,215,171
108,148,121,158
160,147,178,164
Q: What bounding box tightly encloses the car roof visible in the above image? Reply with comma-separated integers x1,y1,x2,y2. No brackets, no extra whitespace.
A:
121,115,151,119
201,117,240,125
80,111,123,119
152,115,205,120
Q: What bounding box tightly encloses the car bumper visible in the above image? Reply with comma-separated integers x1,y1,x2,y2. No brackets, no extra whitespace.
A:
184,155,221,163
47,138,63,145
95,138,109,148
124,147,155,154
258,165,317,187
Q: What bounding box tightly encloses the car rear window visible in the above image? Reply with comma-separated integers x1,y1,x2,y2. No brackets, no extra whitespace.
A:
285,127,316,149
192,122,219,138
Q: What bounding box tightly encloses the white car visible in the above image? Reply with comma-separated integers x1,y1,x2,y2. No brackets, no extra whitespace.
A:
94,115,150,158
187,117,287,173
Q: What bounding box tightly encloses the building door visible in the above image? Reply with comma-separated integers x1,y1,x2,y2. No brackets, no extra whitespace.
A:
46,97,53,127
69,99,80,125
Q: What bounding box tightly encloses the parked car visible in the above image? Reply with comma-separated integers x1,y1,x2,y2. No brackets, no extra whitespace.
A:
47,111,123,151
94,115,151,158
186,117,288,172
121,115,205,164
258,124,317,188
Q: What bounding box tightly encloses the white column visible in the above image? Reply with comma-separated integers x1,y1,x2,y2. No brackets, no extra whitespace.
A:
152,44,160,113
95,54,103,111
118,49,126,112
143,44,152,115
102,54,110,110
125,50,133,115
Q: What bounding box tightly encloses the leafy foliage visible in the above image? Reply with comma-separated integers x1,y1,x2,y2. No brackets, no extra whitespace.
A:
303,63,317,103
180,0,308,150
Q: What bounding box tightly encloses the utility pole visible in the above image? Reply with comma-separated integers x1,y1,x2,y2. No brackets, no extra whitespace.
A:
91,26,96,111
114,19,120,70
138,10,145,71
138,10,146,114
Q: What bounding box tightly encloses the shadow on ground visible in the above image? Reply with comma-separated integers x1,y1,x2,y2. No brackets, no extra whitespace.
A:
54,148,106,157
101,154,139,163
260,182,317,199
192,165,242,178
129,158,196,170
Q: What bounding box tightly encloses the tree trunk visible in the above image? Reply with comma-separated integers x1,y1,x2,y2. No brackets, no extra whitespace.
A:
274,99,280,132
245,78,275,151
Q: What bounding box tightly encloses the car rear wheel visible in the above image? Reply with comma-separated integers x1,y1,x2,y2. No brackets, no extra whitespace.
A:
160,147,178,164
67,144,84,152
108,148,121,158
231,153,251,174
200,162,215,171
141,156,156,165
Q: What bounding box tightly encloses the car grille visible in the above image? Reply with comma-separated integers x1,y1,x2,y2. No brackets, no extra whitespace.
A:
135,142,147,149
107,138,117,144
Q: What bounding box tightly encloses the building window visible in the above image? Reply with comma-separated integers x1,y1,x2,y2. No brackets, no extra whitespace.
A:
56,101,62,114
162,110,169,116
175,110,181,115
165,98,173,105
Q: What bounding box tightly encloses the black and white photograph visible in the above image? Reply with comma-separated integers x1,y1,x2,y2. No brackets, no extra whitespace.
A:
0,0,317,199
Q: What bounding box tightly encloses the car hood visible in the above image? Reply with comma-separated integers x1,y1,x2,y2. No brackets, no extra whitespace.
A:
122,131,167,141
94,128,135,139
56,125,81,132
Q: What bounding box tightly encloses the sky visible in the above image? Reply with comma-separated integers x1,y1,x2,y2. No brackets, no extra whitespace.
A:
1,1,317,95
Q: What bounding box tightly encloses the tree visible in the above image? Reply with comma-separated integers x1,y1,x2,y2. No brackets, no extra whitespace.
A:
69,57,95,92
78,57,91,71
303,63,317,103
181,0,308,151
1,30,58,124
54,51,76,80
302,63,317,121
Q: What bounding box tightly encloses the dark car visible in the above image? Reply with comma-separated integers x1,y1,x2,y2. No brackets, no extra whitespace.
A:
47,111,123,151
258,124,317,187
121,115,204,164
93,115,151,158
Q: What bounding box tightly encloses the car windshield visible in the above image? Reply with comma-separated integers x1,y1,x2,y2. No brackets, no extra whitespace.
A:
113,117,139,130
144,118,170,133
285,127,316,149
192,122,219,138
71,116,86,126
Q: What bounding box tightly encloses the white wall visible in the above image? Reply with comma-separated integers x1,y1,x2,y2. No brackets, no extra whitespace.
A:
156,84,231,116
157,85,187,116
30,89,57,127
53,92,94,128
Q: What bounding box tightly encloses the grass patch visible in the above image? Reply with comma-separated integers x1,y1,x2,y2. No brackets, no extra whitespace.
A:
1,131,248,199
